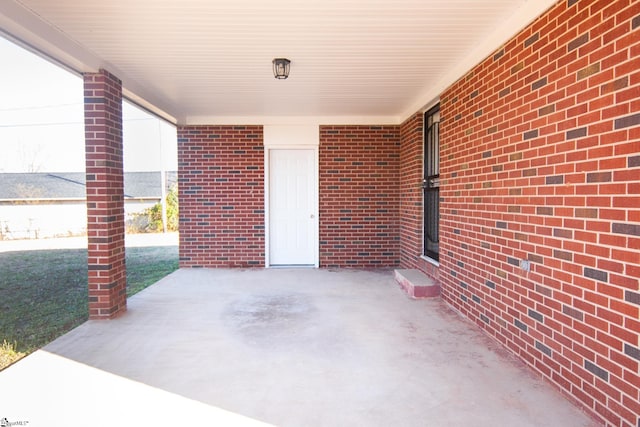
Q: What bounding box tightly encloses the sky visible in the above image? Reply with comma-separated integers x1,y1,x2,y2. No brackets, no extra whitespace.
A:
0,37,177,173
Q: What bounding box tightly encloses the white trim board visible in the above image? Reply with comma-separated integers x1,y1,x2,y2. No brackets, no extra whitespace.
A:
263,125,320,147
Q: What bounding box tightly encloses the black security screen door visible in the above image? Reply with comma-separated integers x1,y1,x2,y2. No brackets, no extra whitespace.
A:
423,104,440,261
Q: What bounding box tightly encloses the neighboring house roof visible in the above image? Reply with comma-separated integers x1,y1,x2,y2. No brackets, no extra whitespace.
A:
0,171,177,200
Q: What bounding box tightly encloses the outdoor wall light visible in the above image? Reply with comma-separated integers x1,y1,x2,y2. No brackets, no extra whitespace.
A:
272,58,291,79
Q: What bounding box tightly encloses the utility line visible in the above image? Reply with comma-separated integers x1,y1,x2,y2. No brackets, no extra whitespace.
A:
0,117,157,128
0,102,83,112
0,121,82,128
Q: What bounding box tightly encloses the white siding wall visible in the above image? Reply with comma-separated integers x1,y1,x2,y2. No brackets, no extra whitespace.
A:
0,200,157,239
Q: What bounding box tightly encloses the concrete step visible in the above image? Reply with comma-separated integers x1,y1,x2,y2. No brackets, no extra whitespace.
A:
394,269,440,299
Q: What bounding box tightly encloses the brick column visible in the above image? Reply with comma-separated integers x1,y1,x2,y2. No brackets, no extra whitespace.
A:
84,69,126,319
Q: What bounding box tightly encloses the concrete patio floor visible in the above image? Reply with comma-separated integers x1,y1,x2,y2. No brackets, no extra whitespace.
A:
0,268,597,426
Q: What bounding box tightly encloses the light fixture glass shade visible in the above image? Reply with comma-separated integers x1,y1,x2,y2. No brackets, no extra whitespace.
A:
272,58,291,79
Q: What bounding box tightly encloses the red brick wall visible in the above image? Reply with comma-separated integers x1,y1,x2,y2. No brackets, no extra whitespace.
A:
177,125,265,268
438,1,640,425
84,69,127,319
399,113,423,269
319,126,401,267
399,113,441,282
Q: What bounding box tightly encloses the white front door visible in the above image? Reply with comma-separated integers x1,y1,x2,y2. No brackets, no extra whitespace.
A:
268,149,317,266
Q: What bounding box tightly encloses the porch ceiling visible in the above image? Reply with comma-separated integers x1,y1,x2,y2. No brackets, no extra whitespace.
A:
0,0,555,124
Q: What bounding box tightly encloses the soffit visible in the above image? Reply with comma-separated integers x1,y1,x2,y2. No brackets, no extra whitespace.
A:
1,0,557,124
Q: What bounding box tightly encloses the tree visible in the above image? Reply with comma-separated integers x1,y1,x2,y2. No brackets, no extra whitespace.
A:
147,183,178,232
132,183,178,233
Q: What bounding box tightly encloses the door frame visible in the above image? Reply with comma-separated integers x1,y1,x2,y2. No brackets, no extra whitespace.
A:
264,125,319,268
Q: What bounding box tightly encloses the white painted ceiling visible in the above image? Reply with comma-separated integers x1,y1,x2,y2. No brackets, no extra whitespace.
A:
0,0,557,124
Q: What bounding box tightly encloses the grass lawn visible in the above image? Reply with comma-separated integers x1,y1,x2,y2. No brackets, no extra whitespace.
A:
0,244,178,369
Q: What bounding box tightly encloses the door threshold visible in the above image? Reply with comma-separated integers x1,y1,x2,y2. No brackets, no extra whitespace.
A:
269,264,315,269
